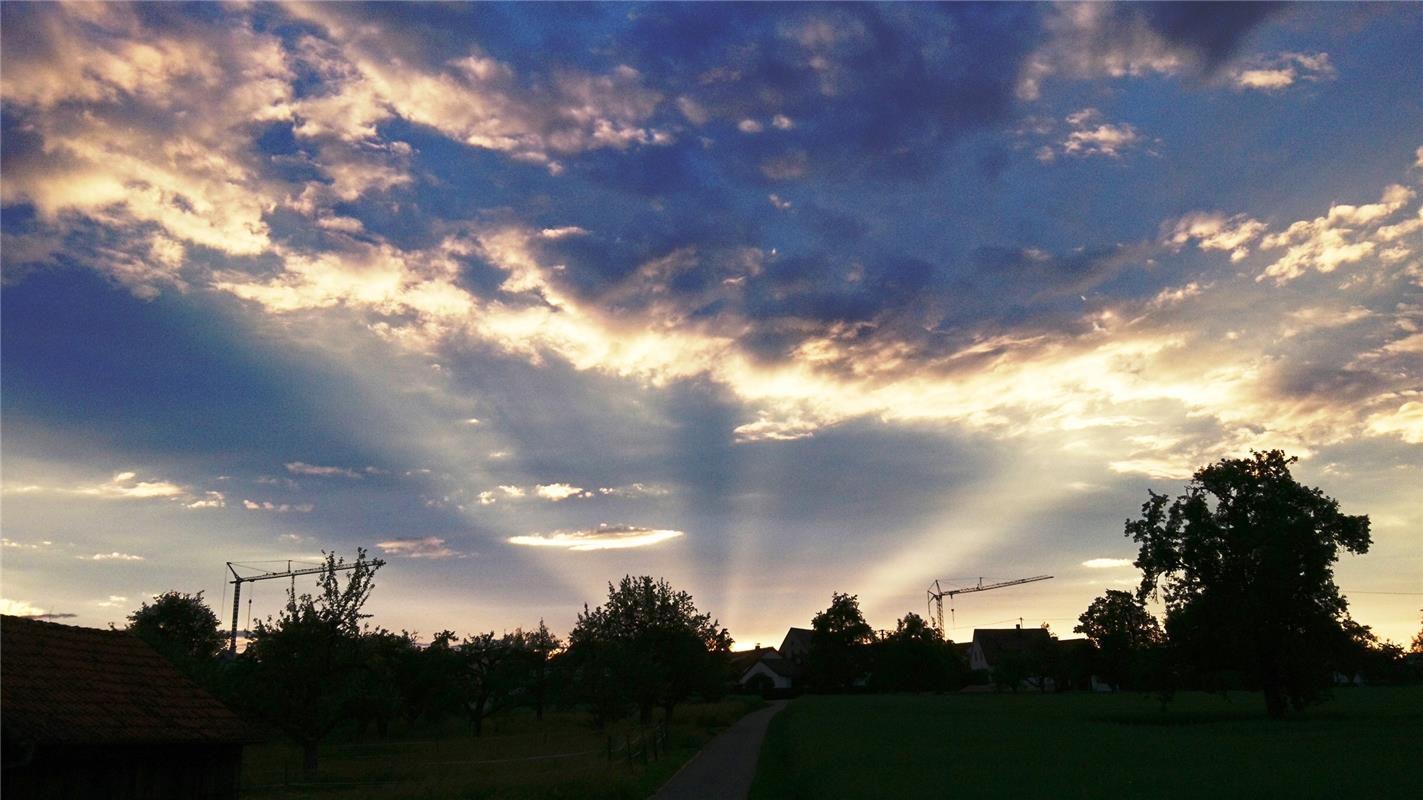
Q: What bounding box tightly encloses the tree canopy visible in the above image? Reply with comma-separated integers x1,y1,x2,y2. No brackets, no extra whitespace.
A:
126,590,225,668
242,550,384,771
807,592,874,691
1126,450,1370,718
566,575,731,724
1074,589,1163,691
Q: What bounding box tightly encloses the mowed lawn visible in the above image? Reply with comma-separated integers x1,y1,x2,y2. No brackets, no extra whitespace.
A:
240,696,762,800
751,687,1422,799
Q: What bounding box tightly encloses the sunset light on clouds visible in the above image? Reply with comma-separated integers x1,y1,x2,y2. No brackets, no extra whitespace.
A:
2,3,1419,647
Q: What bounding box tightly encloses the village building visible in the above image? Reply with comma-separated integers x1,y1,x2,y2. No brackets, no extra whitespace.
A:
1,615,261,800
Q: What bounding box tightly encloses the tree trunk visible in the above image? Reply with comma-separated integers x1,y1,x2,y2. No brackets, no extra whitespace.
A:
301,740,319,776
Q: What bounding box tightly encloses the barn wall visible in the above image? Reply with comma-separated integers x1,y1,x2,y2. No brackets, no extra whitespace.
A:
1,743,243,800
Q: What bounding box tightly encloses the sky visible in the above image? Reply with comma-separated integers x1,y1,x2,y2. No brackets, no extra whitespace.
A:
2,2,1420,649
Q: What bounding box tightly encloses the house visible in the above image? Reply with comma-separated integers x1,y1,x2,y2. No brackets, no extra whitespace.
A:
735,629,815,694
968,626,1053,673
778,627,814,664
1,615,262,800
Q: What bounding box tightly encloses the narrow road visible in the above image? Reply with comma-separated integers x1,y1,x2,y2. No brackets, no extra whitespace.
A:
652,699,788,800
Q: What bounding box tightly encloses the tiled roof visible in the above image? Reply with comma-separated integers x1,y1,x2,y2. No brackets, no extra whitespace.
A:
1,615,261,745
971,627,1053,666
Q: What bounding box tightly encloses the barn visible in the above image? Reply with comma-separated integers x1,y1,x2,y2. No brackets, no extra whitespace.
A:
1,615,261,799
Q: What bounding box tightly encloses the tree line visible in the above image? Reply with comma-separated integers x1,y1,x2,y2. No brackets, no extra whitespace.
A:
784,452,1420,716
126,568,732,774
123,450,1420,773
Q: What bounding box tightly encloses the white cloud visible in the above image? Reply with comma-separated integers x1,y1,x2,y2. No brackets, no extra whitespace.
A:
96,595,128,608
1016,4,1193,101
737,118,764,134
376,536,467,559
1164,212,1268,262
539,226,589,240
241,500,314,513
1,595,53,612
597,483,671,498
2,538,55,550
535,483,586,501
1259,184,1419,283
1232,52,1336,92
769,193,793,211
286,461,363,479
508,524,684,551
4,471,194,502
772,114,795,130
1082,558,1135,569
80,552,145,561
1061,109,1144,159
498,485,525,498
185,491,227,510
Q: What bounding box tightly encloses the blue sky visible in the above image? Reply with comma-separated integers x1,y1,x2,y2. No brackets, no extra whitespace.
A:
2,2,1420,647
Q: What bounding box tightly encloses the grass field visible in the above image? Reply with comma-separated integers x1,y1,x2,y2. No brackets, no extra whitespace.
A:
240,695,762,799
750,688,1422,799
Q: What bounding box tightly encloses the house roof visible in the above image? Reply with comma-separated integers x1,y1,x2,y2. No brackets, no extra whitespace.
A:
1,615,261,746
729,646,780,674
971,627,1053,666
779,627,813,656
740,653,804,682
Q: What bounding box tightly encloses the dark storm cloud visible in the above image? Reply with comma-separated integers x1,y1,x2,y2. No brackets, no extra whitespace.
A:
1128,2,1285,74
618,3,1041,181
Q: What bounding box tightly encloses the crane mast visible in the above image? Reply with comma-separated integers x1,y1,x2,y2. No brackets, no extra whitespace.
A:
926,574,1053,634
225,560,372,656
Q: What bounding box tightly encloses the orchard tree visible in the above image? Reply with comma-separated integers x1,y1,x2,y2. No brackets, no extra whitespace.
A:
244,550,384,773
566,576,732,724
1074,590,1163,691
126,591,224,670
807,592,874,692
1126,451,1370,718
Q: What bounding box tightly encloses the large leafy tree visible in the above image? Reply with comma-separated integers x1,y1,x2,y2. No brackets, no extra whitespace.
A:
873,611,962,692
126,590,225,670
1074,590,1163,691
566,576,731,724
243,550,383,772
1126,451,1370,718
807,592,875,692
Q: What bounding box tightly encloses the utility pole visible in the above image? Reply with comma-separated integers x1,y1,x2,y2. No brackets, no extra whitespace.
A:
225,560,374,656
925,575,1053,635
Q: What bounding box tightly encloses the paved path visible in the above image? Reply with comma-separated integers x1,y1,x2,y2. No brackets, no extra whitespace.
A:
651,700,788,800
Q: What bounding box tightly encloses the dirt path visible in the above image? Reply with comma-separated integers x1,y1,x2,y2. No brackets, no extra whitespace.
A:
651,700,788,800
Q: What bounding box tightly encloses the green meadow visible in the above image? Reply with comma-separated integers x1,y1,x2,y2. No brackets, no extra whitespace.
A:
751,688,1423,799
240,696,762,800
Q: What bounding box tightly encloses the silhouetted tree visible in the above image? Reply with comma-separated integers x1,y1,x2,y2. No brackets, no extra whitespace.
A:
346,628,410,738
510,620,561,721
566,576,732,724
873,612,963,692
1075,590,1163,691
243,550,383,773
1411,616,1423,655
403,630,463,726
457,631,528,737
807,592,874,692
1127,451,1370,718
126,590,225,670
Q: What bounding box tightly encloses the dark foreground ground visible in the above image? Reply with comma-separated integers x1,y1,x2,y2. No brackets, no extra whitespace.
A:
240,696,763,800
750,687,1423,799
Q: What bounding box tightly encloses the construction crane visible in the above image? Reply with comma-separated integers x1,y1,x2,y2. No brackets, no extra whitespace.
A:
225,559,381,656
926,575,1053,634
